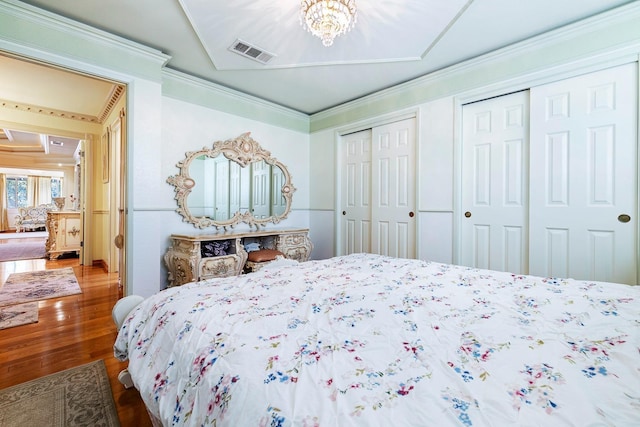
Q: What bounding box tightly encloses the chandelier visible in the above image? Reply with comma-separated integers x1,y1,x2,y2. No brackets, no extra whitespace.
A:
300,0,357,47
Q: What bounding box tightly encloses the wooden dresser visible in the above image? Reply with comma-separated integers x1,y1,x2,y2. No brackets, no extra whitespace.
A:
45,211,82,260
163,228,312,287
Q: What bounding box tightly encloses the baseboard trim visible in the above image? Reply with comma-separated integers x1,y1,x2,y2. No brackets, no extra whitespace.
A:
92,259,109,273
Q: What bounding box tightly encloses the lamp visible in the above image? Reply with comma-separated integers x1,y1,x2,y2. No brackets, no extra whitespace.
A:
300,0,357,47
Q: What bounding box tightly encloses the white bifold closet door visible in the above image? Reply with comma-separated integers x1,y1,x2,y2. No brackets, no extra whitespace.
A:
461,91,530,274
462,63,637,284
341,118,416,258
342,129,372,255
529,63,637,284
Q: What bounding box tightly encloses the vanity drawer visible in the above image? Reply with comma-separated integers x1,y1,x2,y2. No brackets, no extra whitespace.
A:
199,255,242,279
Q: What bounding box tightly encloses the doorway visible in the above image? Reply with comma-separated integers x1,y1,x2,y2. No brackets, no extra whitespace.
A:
0,52,128,288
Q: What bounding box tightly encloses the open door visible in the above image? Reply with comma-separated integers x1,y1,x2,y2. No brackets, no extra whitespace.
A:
111,108,127,296
76,139,86,265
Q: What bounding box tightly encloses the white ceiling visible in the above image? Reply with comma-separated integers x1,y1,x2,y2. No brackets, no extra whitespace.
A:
0,128,80,162
14,0,635,115
0,125,80,167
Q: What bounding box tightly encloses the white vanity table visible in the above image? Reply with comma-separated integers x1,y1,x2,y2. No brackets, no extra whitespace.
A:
45,210,82,260
165,132,312,287
164,228,312,287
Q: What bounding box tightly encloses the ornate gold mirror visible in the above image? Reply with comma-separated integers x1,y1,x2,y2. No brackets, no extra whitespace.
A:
167,132,296,229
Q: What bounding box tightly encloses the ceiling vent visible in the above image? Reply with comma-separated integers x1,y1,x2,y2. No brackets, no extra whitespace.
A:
50,140,64,146
229,39,275,65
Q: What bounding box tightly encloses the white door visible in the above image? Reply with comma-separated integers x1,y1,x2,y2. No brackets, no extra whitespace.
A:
341,129,372,255
461,91,530,272
529,63,637,284
271,165,286,215
77,139,86,264
229,161,241,216
340,118,417,258
371,119,416,258
214,157,230,220
251,160,270,219
108,119,120,273
114,110,127,292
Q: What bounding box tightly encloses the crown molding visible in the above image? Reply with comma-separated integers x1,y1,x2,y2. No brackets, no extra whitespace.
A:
0,0,170,83
162,68,310,133
0,82,124,125
0,97,99,123
97,85,126,123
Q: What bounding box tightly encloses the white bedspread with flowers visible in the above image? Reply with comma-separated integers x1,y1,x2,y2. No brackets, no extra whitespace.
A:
115,253,640,426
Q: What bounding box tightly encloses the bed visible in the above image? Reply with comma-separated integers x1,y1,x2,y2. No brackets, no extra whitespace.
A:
114,253,640,426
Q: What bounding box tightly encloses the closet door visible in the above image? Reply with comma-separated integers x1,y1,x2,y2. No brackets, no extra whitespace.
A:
529,63,637,284
340,118,417,258
341,129,372,255
461,91,530,272
371,119,416,258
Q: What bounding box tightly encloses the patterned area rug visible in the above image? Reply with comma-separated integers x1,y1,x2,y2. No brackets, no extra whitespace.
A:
0,360,120,426
0,302,38,330
0,268,81,308
0,231,49,240
0,231,48,240
0,239,47,262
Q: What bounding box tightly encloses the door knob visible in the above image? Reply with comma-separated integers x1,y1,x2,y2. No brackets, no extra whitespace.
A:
464,211,472,218
618,214,631,223
342,211,346,216
409,211,414,218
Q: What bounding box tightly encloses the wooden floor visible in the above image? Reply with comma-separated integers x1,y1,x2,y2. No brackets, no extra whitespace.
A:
0,238,152,426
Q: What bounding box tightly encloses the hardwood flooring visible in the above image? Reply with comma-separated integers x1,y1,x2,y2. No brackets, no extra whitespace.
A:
0,244,152,426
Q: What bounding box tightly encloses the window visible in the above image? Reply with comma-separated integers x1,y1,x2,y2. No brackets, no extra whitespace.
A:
6,177,27,208
6,176,64,208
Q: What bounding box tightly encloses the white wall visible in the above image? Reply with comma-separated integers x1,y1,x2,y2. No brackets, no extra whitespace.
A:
416,98,455,263
159,97,310,212
308,127,336,259
124,87,311,297
127,78,166,297
150,96,310,288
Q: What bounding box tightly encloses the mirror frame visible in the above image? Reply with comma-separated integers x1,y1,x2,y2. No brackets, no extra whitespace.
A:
167,132,296,230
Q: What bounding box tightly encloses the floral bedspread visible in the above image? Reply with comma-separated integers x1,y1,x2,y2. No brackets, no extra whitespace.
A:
115,253,640,426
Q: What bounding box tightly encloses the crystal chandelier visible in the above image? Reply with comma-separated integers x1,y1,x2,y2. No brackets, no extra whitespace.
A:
300,0,357,47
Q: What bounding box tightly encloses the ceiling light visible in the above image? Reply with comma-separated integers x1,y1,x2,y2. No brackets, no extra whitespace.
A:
50,140,64,146
300,0,357,47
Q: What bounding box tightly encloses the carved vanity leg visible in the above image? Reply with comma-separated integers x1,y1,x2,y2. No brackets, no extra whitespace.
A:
277,233,313,262
164,239,198,287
